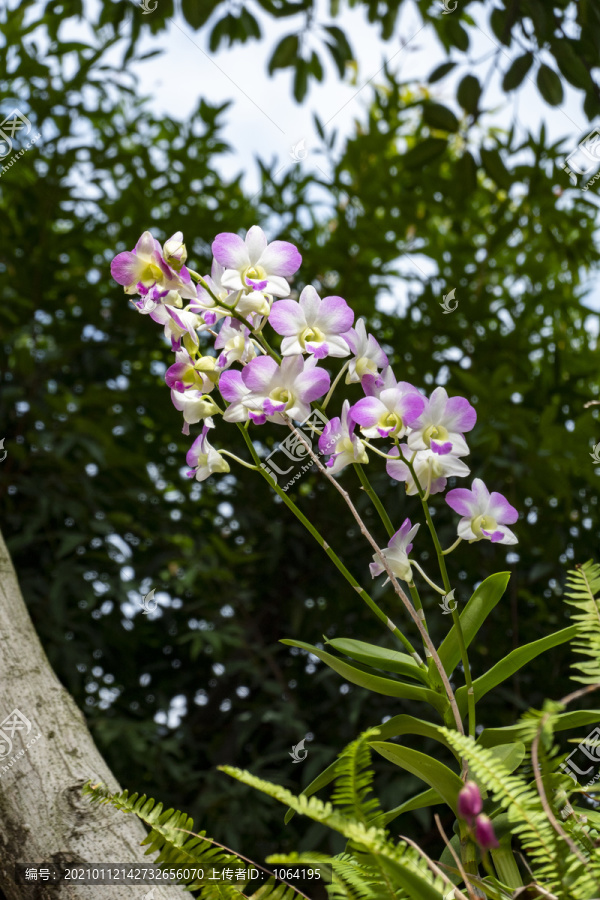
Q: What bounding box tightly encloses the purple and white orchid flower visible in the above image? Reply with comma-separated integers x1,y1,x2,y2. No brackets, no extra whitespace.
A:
111,231,196,300
149,303,203,352
318,400,368,474
165,349,218,394
342,318,388,384
171,389,219,436
407,386,476,457
270,286,354,359
446,478,518,544
351,369,425,440
369,518,419,584
219,369,252,423
386,444,470,495
221,355,330,425
212,225,301,298
186,424,230,482
214,318,258,370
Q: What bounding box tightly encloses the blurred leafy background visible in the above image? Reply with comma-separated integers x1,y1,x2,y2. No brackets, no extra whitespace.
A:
1,0,600,871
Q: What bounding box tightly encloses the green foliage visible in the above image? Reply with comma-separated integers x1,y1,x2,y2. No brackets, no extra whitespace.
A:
82,782,301,898
564,561,600,684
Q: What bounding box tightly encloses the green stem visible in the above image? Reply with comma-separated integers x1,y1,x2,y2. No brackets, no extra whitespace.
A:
189,270,281,363
322,360,350,409
220,450,259,471
405,457,476,738
354,464,395,538
235,423,426,668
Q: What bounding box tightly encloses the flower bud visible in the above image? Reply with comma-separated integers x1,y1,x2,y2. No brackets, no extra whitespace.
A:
474,814,499,850
163,232,187,271
457,781,482,823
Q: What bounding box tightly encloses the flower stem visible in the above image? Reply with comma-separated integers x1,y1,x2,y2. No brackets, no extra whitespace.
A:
405,457,476,740
235,423,426,668
322,360,350,409
220,450,259,471
354,464,395,538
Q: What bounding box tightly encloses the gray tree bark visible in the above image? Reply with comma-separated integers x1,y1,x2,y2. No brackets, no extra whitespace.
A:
0,528,186,899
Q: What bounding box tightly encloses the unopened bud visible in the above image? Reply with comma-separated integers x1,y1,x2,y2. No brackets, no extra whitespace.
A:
164,232,187,270
457,781,482,823
474,814,499,850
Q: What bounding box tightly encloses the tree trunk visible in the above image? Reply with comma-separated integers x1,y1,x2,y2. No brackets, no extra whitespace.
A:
0,528,185,899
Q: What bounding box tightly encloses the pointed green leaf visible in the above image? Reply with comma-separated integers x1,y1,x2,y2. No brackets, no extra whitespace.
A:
325,639,430,684
268,34,299,75
455,625,578,716
457,74,481,114
370,714,458,757
280,641,448,713
422,102,459,133
402,137,447,169
478,709,600,748
537,64,564,106
369,742,463,814
502,52,534,91
373,788,442,827
438,572,511,675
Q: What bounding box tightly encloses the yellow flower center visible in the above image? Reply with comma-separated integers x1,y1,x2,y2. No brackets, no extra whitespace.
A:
472,514,497,537
423,424,449,446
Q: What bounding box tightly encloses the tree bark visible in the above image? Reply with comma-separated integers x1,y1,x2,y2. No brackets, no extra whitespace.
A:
0,528,186,899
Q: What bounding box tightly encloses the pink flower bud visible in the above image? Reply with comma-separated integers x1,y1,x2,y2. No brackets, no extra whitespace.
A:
474,814,499,850
457,781,482,823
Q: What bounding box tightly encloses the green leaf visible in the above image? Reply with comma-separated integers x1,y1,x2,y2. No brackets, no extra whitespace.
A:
402,137,447,169
457,74,481,114
480,147,512,189
502,52,534,91
293,59,309,102
455,625,579,716
428,61,456,84
455,149,478,195
490,7,511,46
373,788,443,827
553,42,590,90
369,742,463,814
280,640,448,713
370,714,458,756
180,0,219,29
478,710,600,748
438,572,510,675
268,33,299,74
422,102,459,133
537,64,564,106
324,639,430,684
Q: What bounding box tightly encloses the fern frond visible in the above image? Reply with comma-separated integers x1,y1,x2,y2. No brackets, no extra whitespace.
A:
82,783,304,899
331,727,385,827
220,765,449,899
564,560,600,684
